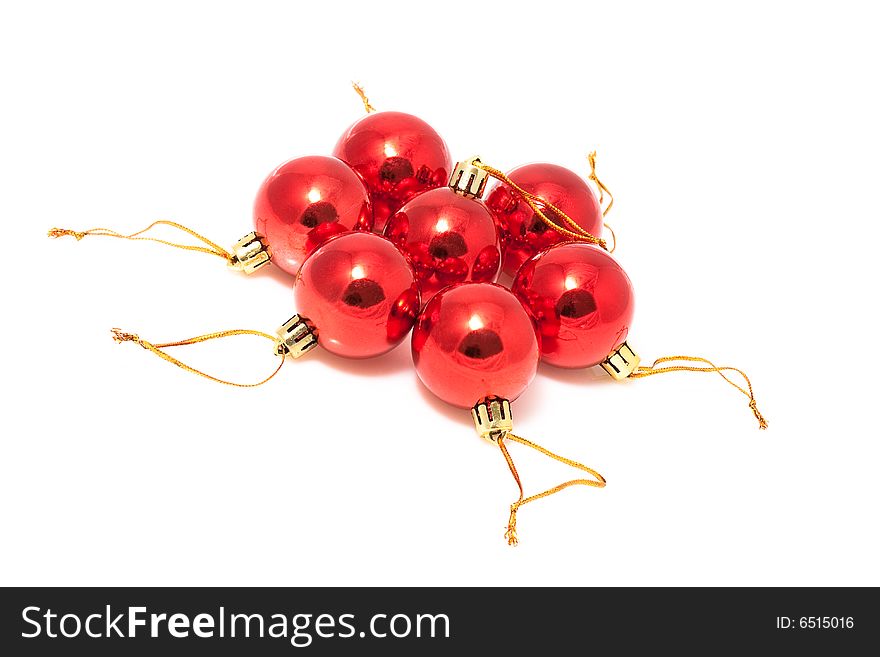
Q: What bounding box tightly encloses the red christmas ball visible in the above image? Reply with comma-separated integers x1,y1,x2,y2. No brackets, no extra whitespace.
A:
254,155,372,277
512,242,634,368
486,163,603,277
384,187,501,302
294,232,419,358
332,111,452,232
412,283,539,408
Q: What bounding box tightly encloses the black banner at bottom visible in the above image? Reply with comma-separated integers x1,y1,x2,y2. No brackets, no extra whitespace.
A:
0,587,873,654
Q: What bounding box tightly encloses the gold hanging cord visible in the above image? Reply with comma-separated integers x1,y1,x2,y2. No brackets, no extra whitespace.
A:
631,355,768,430
473,161,609,251
110,328,284,388
588,150,616,253
48,221,234,264
497,432,606,546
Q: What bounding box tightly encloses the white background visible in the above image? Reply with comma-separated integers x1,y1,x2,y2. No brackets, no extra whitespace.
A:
2,1,878,586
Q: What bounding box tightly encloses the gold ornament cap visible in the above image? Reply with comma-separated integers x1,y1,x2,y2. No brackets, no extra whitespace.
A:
229,232,271,274
449,156,490,199
601,341,641,380
276,314,318,359
471,396,513,443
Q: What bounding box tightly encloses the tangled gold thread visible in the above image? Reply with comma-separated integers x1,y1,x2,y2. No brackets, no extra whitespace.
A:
351,82,376,114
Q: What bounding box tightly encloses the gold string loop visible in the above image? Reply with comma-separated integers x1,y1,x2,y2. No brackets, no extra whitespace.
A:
48,220,234,264
472,161,608,251
351,82,376,114
630,355,768,430
497,432,606,546
111,327,285,388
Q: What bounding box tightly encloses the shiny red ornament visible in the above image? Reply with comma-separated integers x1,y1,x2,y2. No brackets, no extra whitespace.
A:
332,112,452,232
384,187,501,301
486,163,603,277
412,283,539,408
254,155,372,276
294,232,419,358
512,242,634,368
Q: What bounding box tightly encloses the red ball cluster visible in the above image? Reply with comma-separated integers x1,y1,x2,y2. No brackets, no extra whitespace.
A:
256,107,632,408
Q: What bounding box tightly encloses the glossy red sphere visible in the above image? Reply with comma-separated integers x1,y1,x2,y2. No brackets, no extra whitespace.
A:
332,111,452,232
486,163,603,277
294,232,419,358
412,283,539,408
384,187,501,302
254,155,372,276
512,242,634,368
